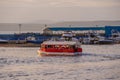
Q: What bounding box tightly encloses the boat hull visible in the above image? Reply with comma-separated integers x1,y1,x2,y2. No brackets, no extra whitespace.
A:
37,50,82,56
98,40,113,44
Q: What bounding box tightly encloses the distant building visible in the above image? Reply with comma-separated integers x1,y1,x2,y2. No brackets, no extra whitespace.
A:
43,27,105,35
43,26,120,37
105,26,120,37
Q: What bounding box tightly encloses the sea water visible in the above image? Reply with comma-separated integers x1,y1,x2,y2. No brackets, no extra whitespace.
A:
0,44,120,80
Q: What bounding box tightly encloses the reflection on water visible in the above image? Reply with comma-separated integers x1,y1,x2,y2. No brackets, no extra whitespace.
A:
0,44,120,80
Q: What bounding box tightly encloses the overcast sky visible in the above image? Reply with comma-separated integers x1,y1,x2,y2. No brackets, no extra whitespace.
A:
0,0,120,23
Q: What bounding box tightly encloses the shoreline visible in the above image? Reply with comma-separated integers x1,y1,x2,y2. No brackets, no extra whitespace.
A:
0,42,119,47
0,43,40,47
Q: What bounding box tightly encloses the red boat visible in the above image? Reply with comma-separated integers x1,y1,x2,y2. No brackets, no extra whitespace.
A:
37,31,82,56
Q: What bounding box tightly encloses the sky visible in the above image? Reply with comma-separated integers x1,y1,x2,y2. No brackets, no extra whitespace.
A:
0,0,120,23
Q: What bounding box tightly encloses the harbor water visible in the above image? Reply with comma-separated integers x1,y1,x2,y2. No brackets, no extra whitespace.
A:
0,44,120,80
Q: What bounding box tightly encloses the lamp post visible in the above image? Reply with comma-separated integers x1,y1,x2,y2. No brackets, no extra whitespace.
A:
45,24,47,28
69,25,71,27
19,24,21,34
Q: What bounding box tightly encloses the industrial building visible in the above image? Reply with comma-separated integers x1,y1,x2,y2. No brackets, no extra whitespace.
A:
43,26,120,37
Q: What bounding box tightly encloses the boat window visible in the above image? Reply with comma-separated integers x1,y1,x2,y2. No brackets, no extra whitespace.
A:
113,35,119,37
45,45,47,48
65,45,74,48
61,45,64,48
55,45,59,48
68,45,73,48
90,34,95,38
47,45,52,48
41,45,45,48
72,45,76,49
52,45,55,48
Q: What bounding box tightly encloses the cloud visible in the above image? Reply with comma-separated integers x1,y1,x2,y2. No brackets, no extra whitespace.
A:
0,0,119,7
48,0,120,7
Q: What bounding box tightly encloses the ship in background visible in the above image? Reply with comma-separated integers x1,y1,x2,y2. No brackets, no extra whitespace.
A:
80,31,113,44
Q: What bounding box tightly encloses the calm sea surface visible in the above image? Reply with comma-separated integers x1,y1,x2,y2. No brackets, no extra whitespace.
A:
0,44,120,80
